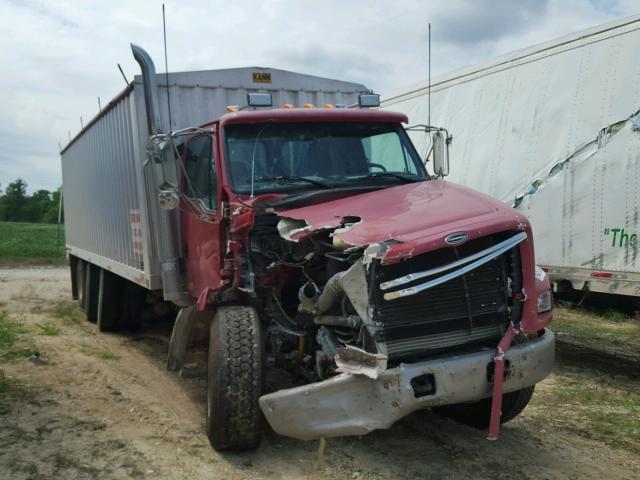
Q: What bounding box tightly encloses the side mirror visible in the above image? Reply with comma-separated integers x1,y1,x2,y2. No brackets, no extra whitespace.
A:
432,130,450,177
149,135,180,209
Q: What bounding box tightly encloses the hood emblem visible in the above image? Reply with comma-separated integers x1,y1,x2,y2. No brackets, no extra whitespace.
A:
445,232,469,245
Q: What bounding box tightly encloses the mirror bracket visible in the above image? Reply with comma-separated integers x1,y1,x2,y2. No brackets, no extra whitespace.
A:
405,125,453,178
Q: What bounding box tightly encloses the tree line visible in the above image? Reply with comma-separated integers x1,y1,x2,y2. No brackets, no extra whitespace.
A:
0,179,63,224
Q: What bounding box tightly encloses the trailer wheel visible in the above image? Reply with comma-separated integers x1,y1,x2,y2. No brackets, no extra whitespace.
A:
120,281,146,331
97,269,124,332
207,305,263,450
77,260,87,311
85,263,100,323
434,386,535,429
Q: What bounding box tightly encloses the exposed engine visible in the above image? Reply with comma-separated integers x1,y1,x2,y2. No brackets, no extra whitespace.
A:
247,214,373,384
247,214,524,388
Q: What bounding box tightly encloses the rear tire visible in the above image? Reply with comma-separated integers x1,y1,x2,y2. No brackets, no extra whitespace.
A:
207,305,263,450
435,386,535,429
77,260,86,311
85,263,100,323
120,281,146,331
97,269,124,332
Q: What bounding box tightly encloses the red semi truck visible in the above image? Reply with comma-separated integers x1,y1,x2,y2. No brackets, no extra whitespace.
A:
61,45,554,450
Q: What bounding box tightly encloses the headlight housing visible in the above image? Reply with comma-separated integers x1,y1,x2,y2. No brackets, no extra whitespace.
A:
537,290,553,313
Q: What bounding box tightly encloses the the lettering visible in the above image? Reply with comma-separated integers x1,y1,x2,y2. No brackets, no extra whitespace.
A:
252,72,272,84
603,227,639,248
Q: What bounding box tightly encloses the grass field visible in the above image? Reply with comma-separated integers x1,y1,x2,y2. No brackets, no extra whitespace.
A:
553,302,640,348
550,304,640,453
0,221,66,264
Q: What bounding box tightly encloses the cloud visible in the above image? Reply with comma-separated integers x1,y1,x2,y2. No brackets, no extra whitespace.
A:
0,0,636,192
432,0,549,45
267,43,384,88
8,0,80,29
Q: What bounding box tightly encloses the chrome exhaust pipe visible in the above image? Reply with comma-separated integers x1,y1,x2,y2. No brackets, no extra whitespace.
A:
131,44,187,304
131,44,162,135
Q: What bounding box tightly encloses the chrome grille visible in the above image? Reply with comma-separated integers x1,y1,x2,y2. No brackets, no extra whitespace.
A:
369,232,518,358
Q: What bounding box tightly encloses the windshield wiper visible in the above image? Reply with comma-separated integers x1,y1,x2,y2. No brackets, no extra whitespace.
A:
348,172,422,183
253,175,332,189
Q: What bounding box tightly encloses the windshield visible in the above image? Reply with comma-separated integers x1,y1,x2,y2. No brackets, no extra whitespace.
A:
224,122,428,194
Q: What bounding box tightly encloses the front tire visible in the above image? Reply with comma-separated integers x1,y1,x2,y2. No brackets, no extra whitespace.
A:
435,386,535,429
207,305,263,450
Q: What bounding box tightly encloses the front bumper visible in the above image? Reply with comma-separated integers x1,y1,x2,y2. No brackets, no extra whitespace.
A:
259,329,555,440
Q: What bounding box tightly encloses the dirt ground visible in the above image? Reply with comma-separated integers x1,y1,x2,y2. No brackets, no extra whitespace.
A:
1,267,639,480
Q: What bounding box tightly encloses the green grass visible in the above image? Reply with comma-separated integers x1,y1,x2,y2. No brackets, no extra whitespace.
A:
0,348,39,362
553,305,640,342
0,221,66,264
80,345,119,361
544,373,640,453
0,368,6,393
52,302,83,325
0,311,37,362
0,311,29,349
93,350,119,361
603,308,628,323
36,323,61,336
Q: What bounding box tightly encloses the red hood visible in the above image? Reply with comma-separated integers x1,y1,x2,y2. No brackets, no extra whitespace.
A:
275,180,529,263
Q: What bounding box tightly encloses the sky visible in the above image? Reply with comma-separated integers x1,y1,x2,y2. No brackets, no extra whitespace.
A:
0,0,638,193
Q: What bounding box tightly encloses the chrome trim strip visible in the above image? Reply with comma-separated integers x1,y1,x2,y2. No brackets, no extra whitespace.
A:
383,232,528,301
380,232,527,291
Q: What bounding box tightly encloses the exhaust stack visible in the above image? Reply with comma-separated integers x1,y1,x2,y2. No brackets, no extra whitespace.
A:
131,43,187,304
131,44,162,135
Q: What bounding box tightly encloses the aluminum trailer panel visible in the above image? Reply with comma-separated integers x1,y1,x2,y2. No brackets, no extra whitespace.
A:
61,67,368,290
61,86,156,288
382,15,640,296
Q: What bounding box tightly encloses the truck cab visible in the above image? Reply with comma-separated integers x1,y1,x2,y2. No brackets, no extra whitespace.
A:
166,103,554,449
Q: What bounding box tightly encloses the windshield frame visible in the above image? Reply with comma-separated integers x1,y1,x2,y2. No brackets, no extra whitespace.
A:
222,121,429,195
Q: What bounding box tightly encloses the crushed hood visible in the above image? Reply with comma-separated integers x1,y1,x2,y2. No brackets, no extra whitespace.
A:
275,180,529,264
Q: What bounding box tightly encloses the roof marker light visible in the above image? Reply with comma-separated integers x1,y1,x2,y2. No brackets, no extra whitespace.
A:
303,103,315,108
358,93,380,108
324,103,334,108
247,93,273,107
226,106,239,112
281,103,294,109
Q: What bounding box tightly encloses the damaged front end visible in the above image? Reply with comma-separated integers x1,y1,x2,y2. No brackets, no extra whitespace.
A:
236,181,554,441
259,329,554,440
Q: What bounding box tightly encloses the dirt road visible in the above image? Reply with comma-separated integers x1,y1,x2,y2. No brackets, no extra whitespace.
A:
1,267,638,479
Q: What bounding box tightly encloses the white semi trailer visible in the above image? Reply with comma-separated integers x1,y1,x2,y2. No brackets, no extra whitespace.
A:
382,15,640,298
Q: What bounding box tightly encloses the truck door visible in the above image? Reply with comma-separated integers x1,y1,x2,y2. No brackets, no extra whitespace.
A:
180,129,223,301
